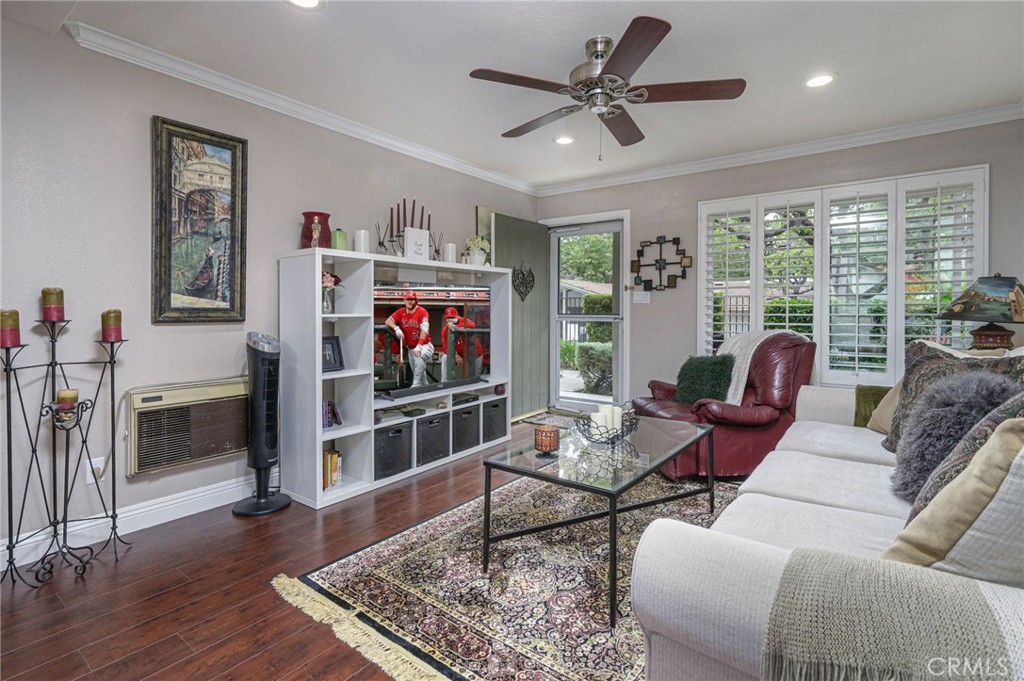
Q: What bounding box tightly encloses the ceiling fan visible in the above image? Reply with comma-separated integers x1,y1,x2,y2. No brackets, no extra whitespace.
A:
470,16,746,146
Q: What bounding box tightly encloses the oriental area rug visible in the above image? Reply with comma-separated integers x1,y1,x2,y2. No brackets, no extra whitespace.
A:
273,473,737,681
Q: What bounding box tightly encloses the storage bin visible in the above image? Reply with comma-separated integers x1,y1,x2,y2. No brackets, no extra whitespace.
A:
452,404,480,453
416,413,450,466
482,398,507,443
374,423,412,480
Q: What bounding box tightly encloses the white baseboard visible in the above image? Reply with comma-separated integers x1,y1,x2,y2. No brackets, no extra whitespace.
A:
2,472,276,568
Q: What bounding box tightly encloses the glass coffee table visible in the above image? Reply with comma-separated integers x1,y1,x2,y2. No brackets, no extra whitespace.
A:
482,416,714,626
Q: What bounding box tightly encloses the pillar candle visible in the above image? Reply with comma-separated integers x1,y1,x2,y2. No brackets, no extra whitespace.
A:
589,411,607,438
354,230,370,253
443,243,458,263
56,388,79,406
1,309,20,347
42,287,65,321
101,309,123,342
612,406,623,430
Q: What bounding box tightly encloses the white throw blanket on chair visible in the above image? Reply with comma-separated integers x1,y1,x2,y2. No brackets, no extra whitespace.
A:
716,330,812,405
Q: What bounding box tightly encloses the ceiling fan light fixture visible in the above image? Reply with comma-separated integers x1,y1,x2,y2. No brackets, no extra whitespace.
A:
805,73,837,88
554,136,575,145
285,0,325,10
588,92,611,114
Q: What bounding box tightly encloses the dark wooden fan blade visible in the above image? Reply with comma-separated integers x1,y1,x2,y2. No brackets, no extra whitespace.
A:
502,105,583,138
634,78,747,103
470,68,567,94
601,106,644,146
600,16,671,81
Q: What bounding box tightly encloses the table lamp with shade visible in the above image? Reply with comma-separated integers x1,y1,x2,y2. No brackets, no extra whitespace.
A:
934,273,1024,349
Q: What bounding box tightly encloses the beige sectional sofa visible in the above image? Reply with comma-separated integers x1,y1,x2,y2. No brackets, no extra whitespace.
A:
631,384,1024,681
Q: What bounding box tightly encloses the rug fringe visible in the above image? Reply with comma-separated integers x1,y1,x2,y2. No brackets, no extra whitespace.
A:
272,575,448,681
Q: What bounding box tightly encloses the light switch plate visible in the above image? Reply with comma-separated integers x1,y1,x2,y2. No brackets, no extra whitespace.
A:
633,291,651,304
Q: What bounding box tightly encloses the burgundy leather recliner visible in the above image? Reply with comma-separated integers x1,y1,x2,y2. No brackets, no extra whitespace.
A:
632,333,816,479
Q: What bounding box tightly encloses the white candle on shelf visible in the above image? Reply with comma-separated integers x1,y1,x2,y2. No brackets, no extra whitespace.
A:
589,411,607,438
354,230,370,253
612,406,623,430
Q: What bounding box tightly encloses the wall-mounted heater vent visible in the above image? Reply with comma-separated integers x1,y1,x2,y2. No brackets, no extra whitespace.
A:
128,378,248,476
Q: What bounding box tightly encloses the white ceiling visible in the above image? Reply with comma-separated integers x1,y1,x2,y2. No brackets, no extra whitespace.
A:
6,1,1023,194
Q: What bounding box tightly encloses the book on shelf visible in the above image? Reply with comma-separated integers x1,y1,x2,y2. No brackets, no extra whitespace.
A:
322,400,343,428
322,449,341,490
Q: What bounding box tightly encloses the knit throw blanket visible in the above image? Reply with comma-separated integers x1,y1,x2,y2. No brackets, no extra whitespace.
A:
763,549,1013,681
716,330,809,405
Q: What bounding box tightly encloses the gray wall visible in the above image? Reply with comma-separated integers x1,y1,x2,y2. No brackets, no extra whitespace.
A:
539,121,1024,398
1,18,536,532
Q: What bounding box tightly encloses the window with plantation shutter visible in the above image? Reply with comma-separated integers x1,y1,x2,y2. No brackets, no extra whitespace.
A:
697,166,987,385
900,173,981,351
761,199,817,339
823,184,893,383
700,204,753,352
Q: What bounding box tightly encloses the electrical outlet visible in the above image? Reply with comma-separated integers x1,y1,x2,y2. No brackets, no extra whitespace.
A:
87,457,105,485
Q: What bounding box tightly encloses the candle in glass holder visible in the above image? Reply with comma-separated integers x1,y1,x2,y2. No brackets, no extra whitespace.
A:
41,287,64,321
101,309,123,342
1,309,20,347
534,425,560,453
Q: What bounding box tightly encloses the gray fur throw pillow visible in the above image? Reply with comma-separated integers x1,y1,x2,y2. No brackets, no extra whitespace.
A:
891,371,1021,502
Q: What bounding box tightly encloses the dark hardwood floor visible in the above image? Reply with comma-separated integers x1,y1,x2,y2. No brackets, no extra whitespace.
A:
1,423,532,680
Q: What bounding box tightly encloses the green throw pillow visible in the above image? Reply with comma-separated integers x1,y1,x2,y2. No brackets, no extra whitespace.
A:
675,354,735,404
854,385,892,428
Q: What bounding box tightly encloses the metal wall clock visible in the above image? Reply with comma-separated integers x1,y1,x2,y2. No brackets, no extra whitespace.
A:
631,236,693,291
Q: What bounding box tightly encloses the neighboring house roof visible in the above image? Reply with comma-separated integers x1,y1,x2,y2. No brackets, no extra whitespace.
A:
560,279,612,295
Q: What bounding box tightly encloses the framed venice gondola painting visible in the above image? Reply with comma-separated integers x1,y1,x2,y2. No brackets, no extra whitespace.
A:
151,116,247,323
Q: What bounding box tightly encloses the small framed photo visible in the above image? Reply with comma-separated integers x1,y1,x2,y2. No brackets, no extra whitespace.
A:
322,336,344,372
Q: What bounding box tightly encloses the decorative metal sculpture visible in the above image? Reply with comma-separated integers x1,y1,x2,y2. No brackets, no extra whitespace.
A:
630,236,693,291
512,266,535,301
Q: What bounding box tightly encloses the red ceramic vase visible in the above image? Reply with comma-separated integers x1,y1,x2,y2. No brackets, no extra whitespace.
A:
301,212,333,249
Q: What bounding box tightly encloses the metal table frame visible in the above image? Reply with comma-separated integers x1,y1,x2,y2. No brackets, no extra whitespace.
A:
481,425,714,627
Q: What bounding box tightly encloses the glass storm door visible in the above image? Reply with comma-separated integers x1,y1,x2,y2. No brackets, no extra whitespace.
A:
550,221,625,411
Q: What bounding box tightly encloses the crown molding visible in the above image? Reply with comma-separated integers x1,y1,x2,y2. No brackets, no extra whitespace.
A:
535,104,1024,196
64,21,537,196
65,22,1021,201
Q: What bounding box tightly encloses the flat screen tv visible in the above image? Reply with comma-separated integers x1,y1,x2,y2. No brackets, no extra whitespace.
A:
373,280,491,398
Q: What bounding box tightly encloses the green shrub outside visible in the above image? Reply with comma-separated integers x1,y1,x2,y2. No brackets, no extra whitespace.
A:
576,342,613,396
582,293,613,343
762,297,814,336
560,339,577,369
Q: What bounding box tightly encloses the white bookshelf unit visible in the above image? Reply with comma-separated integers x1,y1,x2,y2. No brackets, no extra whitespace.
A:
278,248,512,509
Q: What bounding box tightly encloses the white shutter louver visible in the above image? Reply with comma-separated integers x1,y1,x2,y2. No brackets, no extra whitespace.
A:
903,182,976,349
703,209,752,353
761,203,815,339
827,192,889,377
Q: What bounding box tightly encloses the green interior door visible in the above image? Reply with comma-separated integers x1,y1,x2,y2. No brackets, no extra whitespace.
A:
493,213,549,419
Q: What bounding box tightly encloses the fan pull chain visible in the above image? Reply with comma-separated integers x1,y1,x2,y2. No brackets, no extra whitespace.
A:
598,117,603,162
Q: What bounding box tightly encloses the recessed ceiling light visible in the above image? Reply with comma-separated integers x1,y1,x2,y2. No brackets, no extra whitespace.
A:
805,73,836,88
286,0,325,10
554,136,575,145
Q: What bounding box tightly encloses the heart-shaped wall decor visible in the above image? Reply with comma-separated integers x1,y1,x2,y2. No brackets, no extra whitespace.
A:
512,266,535,301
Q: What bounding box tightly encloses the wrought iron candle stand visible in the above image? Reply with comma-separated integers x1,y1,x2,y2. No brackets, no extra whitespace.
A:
37,399,95,579
0,319,130,588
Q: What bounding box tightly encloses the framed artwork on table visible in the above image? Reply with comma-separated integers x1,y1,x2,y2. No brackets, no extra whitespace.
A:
322,336,344,372
151,116,247,323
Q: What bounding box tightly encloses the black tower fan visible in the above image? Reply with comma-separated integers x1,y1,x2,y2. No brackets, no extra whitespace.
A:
233,332,292,516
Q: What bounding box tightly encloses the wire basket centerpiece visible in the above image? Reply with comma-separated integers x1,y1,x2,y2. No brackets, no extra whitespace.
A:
574,404,638,445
